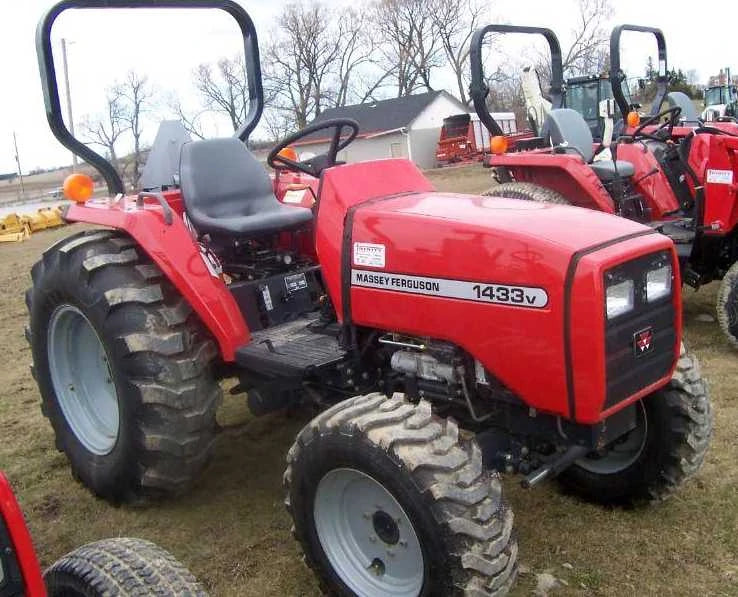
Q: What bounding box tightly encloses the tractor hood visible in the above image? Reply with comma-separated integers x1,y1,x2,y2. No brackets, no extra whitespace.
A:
315,159,678,423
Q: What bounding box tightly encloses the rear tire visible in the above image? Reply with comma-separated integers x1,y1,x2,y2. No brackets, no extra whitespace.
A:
483,182,571,205
558,345,712,503
717,260,738,349
26,229,222,502
44,537,206,596
285,393,518,596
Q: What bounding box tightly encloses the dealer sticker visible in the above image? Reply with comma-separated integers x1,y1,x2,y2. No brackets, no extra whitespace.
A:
351,269,548,309
283,189,307,204
353,243,386,268
706,169,734,185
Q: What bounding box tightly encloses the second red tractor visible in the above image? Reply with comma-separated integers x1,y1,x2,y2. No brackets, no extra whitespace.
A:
473,23,738,348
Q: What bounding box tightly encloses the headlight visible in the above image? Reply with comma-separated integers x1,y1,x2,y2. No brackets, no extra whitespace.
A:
646,263,672,302
606,278,634,319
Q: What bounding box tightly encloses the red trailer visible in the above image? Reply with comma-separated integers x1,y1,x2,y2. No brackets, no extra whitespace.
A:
436,112,532,166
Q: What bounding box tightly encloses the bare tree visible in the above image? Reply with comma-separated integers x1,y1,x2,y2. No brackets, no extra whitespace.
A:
168,96,206,140
331,9,386,106
263,2,390,133
371,0,444,97
119,71,152,188
563,0,613,76
81,87,127,176
533,0,612,84
194,56,249,131
430,0,487,104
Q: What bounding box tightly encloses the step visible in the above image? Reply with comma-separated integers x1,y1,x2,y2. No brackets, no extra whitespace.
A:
235,315,346,377
651,219,695,243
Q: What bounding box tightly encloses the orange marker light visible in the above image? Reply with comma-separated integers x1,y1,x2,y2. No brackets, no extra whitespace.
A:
62,173,94,203
490,135,509,155
626,111,641,128
277,146,298,162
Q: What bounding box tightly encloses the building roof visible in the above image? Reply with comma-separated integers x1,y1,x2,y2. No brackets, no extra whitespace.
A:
294,91,466,145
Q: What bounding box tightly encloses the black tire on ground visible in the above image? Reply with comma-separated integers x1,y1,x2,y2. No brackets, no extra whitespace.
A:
558,345,712,504
26,229,222,502
44,537,206,596
284,392,518,597
482,182,571,205
716,260,738,349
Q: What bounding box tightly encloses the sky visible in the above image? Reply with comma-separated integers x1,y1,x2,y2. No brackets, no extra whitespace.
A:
0,0,736,175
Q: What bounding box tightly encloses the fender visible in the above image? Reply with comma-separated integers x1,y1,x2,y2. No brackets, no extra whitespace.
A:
491,151,616,212
0,472,46,597
64,198,249,361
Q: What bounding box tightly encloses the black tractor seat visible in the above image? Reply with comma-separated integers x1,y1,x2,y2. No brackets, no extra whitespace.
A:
179,137,313,239
546,108,635,181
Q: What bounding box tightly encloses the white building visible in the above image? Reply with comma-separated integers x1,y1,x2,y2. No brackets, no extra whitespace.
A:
293,91,471,170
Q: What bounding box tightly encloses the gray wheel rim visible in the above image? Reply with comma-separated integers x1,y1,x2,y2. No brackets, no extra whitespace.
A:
576,401,647,474
314,468,424,597
47,305,119,456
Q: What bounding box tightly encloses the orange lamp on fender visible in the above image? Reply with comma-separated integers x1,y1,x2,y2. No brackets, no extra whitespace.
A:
62,173,94,203
490,135,509,155
277,146,298,162
626,111,641,128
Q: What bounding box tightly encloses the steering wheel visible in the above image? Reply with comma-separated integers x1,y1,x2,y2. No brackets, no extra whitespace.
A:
631,106,682,141
268,118,359,177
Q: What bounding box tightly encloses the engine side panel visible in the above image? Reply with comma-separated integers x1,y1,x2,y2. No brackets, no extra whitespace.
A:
687,133,738,234
316,160,676,422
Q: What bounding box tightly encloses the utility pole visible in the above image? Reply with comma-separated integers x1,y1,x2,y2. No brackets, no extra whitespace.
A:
61,38,78,171
12,131,26,202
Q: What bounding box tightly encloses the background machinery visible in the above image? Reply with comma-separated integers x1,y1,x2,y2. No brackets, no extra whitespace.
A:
473,23,738,348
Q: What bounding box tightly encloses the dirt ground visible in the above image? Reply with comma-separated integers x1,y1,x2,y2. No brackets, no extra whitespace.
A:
0,166,736,596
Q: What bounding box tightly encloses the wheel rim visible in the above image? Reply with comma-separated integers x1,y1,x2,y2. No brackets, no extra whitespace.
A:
314,468,424,597
576,401,647,474
47,305,119,455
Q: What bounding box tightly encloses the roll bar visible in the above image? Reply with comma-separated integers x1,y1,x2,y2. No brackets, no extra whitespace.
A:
36,0,264,195
470,24,563,136
609,24,668,119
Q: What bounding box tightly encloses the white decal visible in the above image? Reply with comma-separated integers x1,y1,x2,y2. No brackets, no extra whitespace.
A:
199,243,223,278
283,189,307,204
351,269,548,309
261,285,274,311
353,243,386,268
706,169,734,185
658,59,666,77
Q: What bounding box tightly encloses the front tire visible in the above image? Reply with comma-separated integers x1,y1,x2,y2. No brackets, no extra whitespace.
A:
717,260,738,349
559,346,712,503
284,393,518,596
44,538,206,596
26,229,222,502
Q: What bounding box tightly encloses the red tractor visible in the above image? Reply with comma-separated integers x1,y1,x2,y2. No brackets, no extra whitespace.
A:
472,23,738,348
29,3,712,595
0,471,204,596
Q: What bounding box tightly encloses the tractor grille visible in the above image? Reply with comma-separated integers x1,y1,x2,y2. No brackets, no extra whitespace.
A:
604,252,676,409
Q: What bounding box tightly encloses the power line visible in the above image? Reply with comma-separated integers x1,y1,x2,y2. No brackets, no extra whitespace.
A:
12,131,26,202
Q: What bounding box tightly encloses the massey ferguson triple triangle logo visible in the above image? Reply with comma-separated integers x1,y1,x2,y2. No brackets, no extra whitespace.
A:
633,327,654,357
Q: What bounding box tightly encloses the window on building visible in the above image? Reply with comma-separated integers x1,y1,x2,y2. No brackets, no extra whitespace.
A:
390,143,403,157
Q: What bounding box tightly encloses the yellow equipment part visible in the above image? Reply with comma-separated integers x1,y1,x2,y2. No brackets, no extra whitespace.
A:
0,213,28,235
0,219,30,243
0,229,30,243
23,206,65,232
